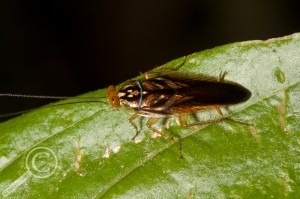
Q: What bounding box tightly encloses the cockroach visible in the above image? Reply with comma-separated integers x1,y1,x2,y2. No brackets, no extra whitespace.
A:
107,70,251,141
1,61,251,158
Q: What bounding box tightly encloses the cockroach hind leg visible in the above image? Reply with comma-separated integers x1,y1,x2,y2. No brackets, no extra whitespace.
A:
161,117,171,129
146,117,178,140
178,138,183,159
187,116,254,138
190,112,200,123
223,118,256,140
147,117,184,158
224,118,254,127
218,70,227,81
187,117,226,127
170,136,183,159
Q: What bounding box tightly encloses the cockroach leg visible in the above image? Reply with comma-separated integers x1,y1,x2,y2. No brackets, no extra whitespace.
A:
172,56,188,71
170,136,183,159
146,117,165,136
161,116,171,129
214,106,224,116
187,117,226,127
190,112,200,122
187,116,253,129
146,117,173,138
224,118,254,126
147,117,183,158
179,113,188,126
178,138,183,159
144,56,188,79
129,111,140,140
218,71,227,81
145,72,151,80
171,133,183,159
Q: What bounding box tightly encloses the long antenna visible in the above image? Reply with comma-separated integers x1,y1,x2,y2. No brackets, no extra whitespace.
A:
0,93,108,118
0,93,105,100
0,100,106,118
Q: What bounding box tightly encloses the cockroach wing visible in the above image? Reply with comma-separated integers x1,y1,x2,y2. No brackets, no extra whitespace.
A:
138,72,251,115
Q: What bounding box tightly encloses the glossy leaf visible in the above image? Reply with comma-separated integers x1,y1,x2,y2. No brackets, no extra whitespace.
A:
1,33,300,198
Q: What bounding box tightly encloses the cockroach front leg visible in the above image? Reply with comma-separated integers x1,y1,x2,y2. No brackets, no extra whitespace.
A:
172,56,188,71
129,111,140,140
144,56,188,80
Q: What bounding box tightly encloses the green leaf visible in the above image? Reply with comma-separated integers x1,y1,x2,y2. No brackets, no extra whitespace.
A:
1,33,300,198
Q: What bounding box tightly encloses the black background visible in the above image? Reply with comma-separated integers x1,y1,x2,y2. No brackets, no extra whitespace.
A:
0,0,299,119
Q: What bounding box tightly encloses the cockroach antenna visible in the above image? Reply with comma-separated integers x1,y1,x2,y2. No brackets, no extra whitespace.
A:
0,93,108,118
0,93,106,100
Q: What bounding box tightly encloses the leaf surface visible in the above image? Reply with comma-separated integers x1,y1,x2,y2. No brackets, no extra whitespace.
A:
1,33,300,198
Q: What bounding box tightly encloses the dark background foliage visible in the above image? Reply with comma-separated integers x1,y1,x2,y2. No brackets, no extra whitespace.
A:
0,0,299,119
